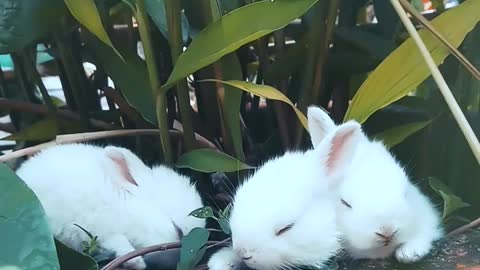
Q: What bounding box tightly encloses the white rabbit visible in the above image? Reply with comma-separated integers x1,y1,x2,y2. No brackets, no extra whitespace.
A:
15,143,205,269
307,106,443,263
208,122,363,270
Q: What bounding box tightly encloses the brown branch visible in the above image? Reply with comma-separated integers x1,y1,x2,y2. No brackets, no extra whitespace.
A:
0,122,15,133
0,98,112,129
0,129,219,163
101,241,220,270
447,216,480,237
101,87,142,124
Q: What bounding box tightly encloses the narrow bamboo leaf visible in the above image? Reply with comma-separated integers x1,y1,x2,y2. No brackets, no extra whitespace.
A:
64,0,123,59
86,36,157,124
344,0,480,123
0,164,60,269
203,80,308,129
160,0,319,92
373,120,432,148
176,149,253,173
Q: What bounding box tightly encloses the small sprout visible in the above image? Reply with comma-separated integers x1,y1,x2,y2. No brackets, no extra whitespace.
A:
74,224,99,256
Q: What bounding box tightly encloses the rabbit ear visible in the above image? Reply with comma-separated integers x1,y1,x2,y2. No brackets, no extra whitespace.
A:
307,106,336,148
105,147,141,187
317,121,362,181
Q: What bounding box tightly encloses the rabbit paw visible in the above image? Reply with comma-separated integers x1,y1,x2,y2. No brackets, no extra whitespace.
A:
395,240,432,263
208,247,240,270
123,256,147,270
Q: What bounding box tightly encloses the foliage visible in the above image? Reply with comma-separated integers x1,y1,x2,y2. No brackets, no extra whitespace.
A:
0,0,479,269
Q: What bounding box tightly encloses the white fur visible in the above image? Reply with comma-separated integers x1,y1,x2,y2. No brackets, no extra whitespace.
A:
209,122,363,270
307,106,443,263
208,246,242,270
15,143,205,269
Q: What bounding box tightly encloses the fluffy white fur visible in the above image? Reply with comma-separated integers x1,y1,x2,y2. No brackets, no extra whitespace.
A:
15,143,205,269
307,106,443,263
208,122,363,270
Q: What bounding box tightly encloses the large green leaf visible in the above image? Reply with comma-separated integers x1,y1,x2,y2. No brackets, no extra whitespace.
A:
55,240,98,270
86,36,157,124
203,80,308,129
177,228,210,270
160,0,319,92
123,0,190,43
344,0,480,123
0,0,66,53
373,120,432,148
64,0,122,58
0,164,60,269
176,149,253,173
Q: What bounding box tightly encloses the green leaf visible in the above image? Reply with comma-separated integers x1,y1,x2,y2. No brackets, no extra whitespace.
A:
64,0,122,59
1,117,84,141
55,239,98,270
177,227,210,270
428,177,470,220
344,0,480,123
0,0,67,53
217,217,231,235
220,54,245,161
86,36,157,124
123,0,190,43
160,0,319,92
373,120,432,148
176,149,254,173
203,80,308,129
0,164,60,269
189,206,216,219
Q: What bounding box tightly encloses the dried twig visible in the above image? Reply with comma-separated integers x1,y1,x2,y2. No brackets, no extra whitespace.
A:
101,241,220,270
0,98,112,129
0,129,219,163
390,0,480,164
447,216,480,237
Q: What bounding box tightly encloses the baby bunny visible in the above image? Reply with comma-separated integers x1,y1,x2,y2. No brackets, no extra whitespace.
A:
208,121,363,270
307,106,443,263
15,143,205,269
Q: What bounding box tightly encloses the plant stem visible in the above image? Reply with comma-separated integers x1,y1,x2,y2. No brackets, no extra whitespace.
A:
25,53,57,115
272,30,291,149
390,0,480,164
54,21,91,130
136,0,173,164
164,0,196,151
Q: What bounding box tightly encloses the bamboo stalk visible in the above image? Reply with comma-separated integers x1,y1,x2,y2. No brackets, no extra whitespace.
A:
164,0,196,151
390,0,480,164
136,0,173,164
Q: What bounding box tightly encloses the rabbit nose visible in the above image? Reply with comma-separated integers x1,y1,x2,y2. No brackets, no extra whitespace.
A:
375,228,399,246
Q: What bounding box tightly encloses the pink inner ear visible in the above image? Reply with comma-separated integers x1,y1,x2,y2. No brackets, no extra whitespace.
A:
326,129,355,175
109,153,139,187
